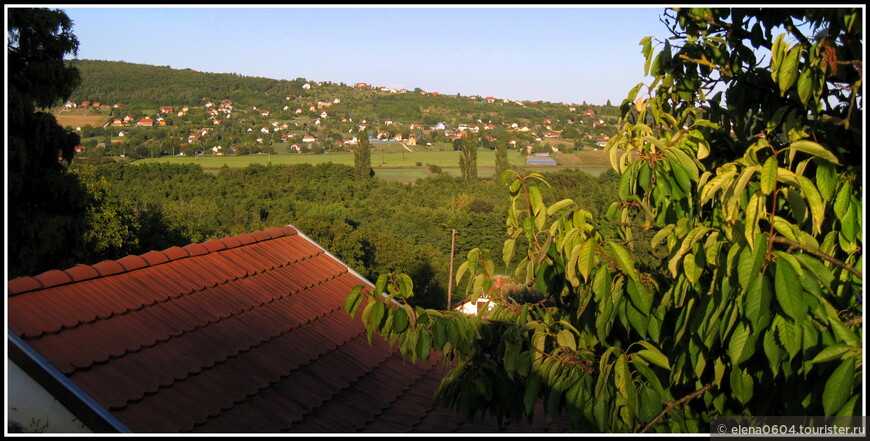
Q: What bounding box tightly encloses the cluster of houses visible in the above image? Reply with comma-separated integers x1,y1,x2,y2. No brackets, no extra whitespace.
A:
71,82,613,157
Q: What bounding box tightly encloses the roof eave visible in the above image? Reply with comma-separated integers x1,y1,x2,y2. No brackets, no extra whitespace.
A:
7,330,132,433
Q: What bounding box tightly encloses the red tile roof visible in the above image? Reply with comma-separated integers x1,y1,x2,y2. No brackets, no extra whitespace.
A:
8,225,571,433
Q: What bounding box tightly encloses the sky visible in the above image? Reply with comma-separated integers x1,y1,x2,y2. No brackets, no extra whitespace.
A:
52,5,674,106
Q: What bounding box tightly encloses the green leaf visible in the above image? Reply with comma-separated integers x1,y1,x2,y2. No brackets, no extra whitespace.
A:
810,344,851,364
670,159,693,194
796,175,825,235
608,240,639,281
833,180,852,220
764,328,783,369
369,301,385,329
778,45,801,96
744,273,770,324
729,322,754,366
638,385,662,423
524,373,542,415
651,224,675,250
393,306,409,333
771,33,786,78
529,184,544,216
374,273,388,295
503,238,516,267
636,341,671,370
828,317,859,347
744,192,764,246
713,357,726,388
577,240,595,283
760,156,778,195
823,358,855,415
546,198,575,216
797,68,813,106
776,316,802,360
683,253,702,285
815,158,837,201
454,261,469,286
774,254,807,322
344,285,364,317
614,355,631,397
557,329,577,351
626,277,652,315
730,367,754,405
789,140,841,165
397,273,413,298
416,328,431,360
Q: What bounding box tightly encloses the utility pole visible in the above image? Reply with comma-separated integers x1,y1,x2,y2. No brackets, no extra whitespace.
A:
447,229,456,310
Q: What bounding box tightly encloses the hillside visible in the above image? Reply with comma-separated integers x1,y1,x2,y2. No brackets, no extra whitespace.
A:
61,59,621,164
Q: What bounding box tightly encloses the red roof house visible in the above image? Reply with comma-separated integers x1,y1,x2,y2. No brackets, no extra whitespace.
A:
7,226,572,433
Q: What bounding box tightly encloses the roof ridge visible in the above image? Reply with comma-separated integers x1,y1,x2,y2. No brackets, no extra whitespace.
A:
7,225,300,296
14,238,322,341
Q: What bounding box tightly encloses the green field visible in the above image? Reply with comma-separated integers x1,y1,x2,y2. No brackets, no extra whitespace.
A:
135,149,612,182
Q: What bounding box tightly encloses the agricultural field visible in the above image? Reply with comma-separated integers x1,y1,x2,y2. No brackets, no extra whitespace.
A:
54,107,109,129
136,148,613,183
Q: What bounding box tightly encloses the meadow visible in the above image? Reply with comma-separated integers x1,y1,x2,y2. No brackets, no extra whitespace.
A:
136,148,612,182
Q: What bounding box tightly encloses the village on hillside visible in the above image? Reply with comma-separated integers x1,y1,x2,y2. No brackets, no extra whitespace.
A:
57,76,619,166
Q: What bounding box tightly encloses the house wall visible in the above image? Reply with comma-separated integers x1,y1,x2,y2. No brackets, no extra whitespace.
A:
7,360,92,433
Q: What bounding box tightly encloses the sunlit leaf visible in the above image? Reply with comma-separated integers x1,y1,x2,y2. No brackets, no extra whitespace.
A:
790,140,840,165
774,253,806,322
730,367,754,405
823,358,855,415
760,156,778,195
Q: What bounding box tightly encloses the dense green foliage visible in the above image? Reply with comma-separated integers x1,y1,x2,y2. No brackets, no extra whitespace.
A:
79,161,619,309
346,7,863,432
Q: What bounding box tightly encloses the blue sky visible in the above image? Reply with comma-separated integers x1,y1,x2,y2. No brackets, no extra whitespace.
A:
59,5,674,105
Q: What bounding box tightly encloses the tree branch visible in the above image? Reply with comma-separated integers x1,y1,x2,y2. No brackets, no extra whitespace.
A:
769,235,862,280
640,383,713,433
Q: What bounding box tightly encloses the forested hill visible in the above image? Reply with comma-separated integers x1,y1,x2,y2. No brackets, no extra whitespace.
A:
65,59,619,125
66,59,307,109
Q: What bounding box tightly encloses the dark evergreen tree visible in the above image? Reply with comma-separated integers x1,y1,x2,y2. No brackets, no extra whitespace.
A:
353,129,372,181
459,135,478,183
494,140,510,180
8,8,90,278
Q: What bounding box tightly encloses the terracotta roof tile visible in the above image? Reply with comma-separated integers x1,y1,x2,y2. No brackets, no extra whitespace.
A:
91,259,126,277
183,242,209,256
214,237,235,250
34,269,73,289
116,254,148,271
7,276,42,295
140,250,170,266
202,239,227,253
235,232,257,245
7,224,568,433
64,264,101,283
250,229,272,242
161,246,190,261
